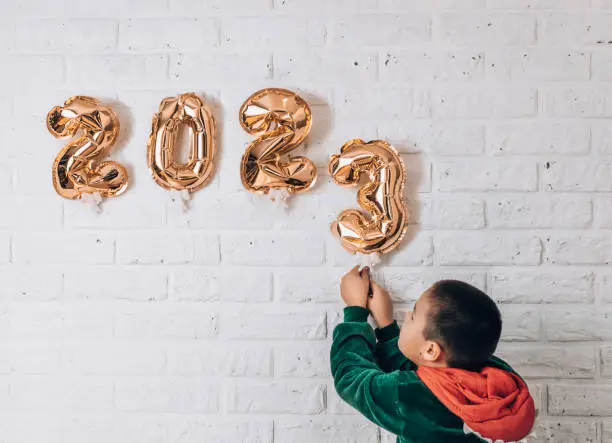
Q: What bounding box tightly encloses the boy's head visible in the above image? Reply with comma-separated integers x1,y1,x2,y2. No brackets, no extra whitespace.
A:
398,280,502,369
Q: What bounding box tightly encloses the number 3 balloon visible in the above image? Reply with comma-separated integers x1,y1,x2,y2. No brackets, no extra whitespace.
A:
238,88,316,198
147,93,216,193
329,139,409,259
46,96,128,200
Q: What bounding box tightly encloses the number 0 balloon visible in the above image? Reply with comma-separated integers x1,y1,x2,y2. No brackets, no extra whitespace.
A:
46,96,128,200
239,88,316,198
329,139,409,259
147,93,216,193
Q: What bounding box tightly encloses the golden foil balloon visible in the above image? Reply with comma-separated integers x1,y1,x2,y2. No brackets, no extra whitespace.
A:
46,96,128,200
239,88,316,195
329,139,408,256
148,93,216,192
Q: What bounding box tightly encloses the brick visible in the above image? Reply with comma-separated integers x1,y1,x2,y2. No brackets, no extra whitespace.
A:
0,233,9,264
595,198,612,228
115,378,218,413
330,15,431,46
12,232,113,265
491,271,594,303
438,13,536,45
64,267,168,301
8,303,114,340
334,87,430,118
226,381,325,414
0,266,63,300
10,376,113,411
499,307,541,341
546,234,612,264
277,268,342,303
380,0,485,9
540,12,612,44
496,344,596,378
274,52,377,84
549,384,612,416
544,86,612,117
438,159,537,191
434,87,537,118
171,0,272,12
487,196,592,228
165,418,273,443
417,196,486,229
381,51,485,82
167,344,272,377
401,154,432,193
543,160,612,192
487,121,590,155
275,344,330,377
0,343,62,374
2,0,168,17
275,0,377,11
115,304,218,340
0,56,64,91
600,346,612,376
533,421,598,443
223,17,324,48
7,19,117,52
488,49,589,80
488,0,590,7
169,267,272,302
170,53,272,86
221,232,324,266
116,232,219,265
599,273,612,303
0,162,11,193
327,388,360,415
379,270,486,302
66,55,168,88
120,19,218,51
593,121,612,154
62,343,166,375
274,417,379,442
222,306,326,340
0,197,63,229
545,308,612,341
379,121,485,156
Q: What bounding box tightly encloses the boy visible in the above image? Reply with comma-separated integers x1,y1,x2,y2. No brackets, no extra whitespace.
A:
331,266,536,443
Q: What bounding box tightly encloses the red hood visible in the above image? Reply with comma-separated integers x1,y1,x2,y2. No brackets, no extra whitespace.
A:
416,365,536,442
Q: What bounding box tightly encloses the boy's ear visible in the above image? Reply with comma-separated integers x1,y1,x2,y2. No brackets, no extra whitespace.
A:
421,340,444,363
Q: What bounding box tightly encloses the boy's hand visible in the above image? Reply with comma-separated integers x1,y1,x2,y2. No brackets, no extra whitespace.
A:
340,266,371,308
367,280,395,328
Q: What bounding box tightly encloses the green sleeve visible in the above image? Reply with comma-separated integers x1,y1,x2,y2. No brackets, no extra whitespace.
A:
330,306,405,436
374,321,416,373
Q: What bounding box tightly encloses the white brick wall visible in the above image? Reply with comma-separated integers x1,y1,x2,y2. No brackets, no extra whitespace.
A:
0,0,610,441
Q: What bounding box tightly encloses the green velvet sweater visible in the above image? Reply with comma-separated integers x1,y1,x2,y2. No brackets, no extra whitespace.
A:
330,306,516,443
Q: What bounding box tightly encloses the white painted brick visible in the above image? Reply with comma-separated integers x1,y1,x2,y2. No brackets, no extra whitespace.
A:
438,13,536,45
544,86,612,117
598,273,612,303
221,232,324,266
0,56,64,91
545,308,612,341
546,234,612,265
120,19,218,51
543,160,612,192
115,304,218,340
275,344,330,377
62,343,166,375
116,232,219,265
12,232,113,265
533,420,598,443
165,418,273,443
437,159,537,191
436,233,542,265
8,303,114,340
170,53,272,86
275,0,377,11
401,154,432,193
434,87,537,118
0,266,63,300
0,234,9,264
226,381,325,414
327,388,360,415
5,20,117,52
169,267,272,302
496,344,596,378
596,0,612,7
593,121,612,154
170,0,272,12
487,121,590,155
381,51,485,82
223,17,324,48
330,15,431,46
115,378,218,413
491,270,594,303
277,267,342,303
2,0,168,17
221,305,326,340
600,346,612,376
66,55,168,88
380,0,485,9
274,417,379,443
379,121,485,155
487,195,592,229
488,49,589,80
488,0,590,8
540,13,612,44
167,344,272,377
64,267,168,301
499,306,541,341
379,270,486,302
0,343,62,374
0,162,11,193
334,87,429,118
0,197,63,229
549,384,612,416
595,197,612,227
417,196,486,229
274,52,378,84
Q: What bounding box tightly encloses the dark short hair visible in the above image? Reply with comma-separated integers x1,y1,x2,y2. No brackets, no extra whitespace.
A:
424,280,502,369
